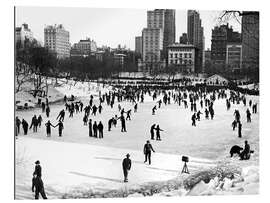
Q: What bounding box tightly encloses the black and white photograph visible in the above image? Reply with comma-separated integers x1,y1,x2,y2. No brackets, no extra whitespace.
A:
10,1,263,200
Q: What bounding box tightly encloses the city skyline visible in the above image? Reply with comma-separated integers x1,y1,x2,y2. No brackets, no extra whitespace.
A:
16,7,241,50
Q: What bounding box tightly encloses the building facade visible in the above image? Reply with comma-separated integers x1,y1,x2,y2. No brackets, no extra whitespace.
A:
70,38,97,57
44,24,70,58
114,53,126,70
187,10,204,73
167,44,197,73
141,28,164,71
226,43,242,70
139,9,175,72
15,23,34,47
211,23,241,71
241,11,259,71
135,36,143,56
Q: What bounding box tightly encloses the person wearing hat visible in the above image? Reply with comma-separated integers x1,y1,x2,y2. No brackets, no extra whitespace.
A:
34,160,42,178
122,154,132,182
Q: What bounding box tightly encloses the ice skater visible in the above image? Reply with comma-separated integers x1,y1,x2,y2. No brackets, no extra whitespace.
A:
22,119,28,135
88,119,93,137
150,124,156,140
143,140,155,165
152,105,157,115
54,120,64,137
238,121,242,138
122,154,132,182
155,125,163,141
97,121,104,138
45,120,54,137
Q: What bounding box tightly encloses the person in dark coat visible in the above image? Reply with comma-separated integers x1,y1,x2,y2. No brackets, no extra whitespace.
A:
134,103,138,112
191,113,196,126
97,121,104,138
32,160,47,199
93,121,98,138
88,119,93,137
41,102,45,113
232,120,237,131
29,115,38,133
126,109,132,120
32,174,47,199
83,114,88,126
54,121,64,137
118,115,126,132
152,105,157,115
56,109,65,122
98,104,103,114
122,154,131,182
45,106,50,118
155,125,163,141
150,124,156,140
144,140,155,165
37,115,43,128
240,140,251,160
108,118,113,131
16,116,21,135
238,121,242,138
22,119,29,135
45,120,54,137
246,108,251,123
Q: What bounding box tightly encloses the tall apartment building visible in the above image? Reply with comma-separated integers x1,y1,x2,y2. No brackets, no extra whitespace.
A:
211,24,241,71
135,36,143,56
15,23,34,47
44,24,70,58
241,11,259,70
142,28,163,63
70,38,97,57
187,10,204,73
140,9,175,72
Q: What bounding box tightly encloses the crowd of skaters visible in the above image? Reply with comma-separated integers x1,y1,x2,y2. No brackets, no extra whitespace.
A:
15,85,259,197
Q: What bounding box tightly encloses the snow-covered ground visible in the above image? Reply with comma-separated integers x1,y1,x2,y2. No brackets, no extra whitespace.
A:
15,81,259,199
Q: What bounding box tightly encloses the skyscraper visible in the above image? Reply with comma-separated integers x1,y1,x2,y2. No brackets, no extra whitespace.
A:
135,36,143,56
164,9,176,51
44,24,70,58
140,9,175,72
187,10,204,73
241,11,259,71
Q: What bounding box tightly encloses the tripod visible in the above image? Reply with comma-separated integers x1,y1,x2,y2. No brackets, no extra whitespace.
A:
181,161,189,174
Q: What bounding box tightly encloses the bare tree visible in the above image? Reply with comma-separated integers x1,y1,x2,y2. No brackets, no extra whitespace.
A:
15,63,32,93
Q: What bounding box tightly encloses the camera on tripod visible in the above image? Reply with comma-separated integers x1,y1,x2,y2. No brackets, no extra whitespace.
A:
182,156,189,163
181,156,189,174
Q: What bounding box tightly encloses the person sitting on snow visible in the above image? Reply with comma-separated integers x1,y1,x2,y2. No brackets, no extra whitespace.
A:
240,140,251,160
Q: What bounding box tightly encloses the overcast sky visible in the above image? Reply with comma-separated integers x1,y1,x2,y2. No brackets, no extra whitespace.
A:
16,7,241,50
